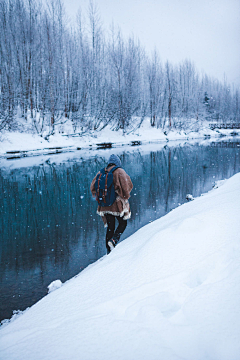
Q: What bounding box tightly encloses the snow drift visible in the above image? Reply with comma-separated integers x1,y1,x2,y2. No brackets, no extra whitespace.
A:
1,173,240,360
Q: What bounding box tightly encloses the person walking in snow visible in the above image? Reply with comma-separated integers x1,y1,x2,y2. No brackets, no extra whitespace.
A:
90,154,133,254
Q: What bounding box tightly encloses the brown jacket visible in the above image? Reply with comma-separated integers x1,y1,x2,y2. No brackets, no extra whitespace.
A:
90,166,133,226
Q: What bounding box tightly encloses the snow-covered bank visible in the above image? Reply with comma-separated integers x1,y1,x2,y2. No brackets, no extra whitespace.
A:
1,173,240,360
1,120,239,159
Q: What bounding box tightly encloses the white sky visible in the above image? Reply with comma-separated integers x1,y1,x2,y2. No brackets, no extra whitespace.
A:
63,0,240,87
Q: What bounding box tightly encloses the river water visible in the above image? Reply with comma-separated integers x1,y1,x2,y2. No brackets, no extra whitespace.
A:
1,139,240,322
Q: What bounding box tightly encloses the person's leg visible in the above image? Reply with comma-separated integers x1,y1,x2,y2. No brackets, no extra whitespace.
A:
105,214,115,254
113,216,127,243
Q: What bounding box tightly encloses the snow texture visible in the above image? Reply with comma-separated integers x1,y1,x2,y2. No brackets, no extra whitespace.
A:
186,194,194,201
47,280,63,294
0,119,239,157
0,173,240,360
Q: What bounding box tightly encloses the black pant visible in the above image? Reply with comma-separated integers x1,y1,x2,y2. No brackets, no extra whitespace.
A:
105,214,127,254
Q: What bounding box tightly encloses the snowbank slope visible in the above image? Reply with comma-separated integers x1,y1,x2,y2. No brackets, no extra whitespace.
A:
1,173,240,360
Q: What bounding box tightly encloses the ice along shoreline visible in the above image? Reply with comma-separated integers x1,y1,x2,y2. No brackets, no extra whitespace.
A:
1,124,240,160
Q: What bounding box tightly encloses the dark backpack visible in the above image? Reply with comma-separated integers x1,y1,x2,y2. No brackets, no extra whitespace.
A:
95,166,119,207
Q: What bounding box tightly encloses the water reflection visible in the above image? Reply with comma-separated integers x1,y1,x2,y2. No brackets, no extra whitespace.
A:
0,140,240,321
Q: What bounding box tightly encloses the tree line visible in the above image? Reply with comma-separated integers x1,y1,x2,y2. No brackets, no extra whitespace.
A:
0,0,239,135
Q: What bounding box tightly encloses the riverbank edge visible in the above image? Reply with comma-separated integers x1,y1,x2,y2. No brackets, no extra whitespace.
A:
1,126,240,160
0,172,240,360
0,171,239,328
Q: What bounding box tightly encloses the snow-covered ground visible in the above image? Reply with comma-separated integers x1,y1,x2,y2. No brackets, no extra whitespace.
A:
1,172,240,360
0,119,239,158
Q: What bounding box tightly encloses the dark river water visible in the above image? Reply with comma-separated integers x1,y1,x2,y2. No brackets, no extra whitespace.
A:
1,139,240,322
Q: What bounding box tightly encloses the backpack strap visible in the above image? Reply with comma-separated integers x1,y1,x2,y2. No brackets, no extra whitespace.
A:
96,172,103,204
102,171,109,203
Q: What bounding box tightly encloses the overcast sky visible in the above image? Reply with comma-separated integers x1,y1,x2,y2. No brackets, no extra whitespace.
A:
63,0,240,87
